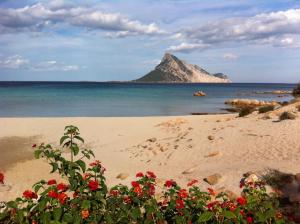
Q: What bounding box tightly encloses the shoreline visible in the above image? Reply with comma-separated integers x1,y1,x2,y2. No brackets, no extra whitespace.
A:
0,109,300,201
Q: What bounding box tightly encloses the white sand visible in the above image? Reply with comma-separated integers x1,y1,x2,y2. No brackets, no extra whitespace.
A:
0,105,300,201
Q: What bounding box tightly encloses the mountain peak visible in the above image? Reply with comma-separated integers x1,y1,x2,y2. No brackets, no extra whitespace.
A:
134,54,231,83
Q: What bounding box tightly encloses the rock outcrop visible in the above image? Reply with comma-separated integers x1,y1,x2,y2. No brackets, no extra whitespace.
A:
134,53,231,83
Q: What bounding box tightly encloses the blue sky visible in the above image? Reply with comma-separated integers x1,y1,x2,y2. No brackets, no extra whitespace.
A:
0,0,300,83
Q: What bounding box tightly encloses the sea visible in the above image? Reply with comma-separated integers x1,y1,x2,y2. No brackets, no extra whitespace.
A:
0,82,296,117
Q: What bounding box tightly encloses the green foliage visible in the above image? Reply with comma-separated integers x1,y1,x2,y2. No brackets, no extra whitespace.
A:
258,105,275,114
239,107,254,117
0,126,292,223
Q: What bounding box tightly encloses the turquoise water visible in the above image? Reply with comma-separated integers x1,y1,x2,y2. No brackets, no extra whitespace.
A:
0,82,295,117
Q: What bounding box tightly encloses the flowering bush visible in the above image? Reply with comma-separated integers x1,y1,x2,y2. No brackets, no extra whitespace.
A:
0,126,292,223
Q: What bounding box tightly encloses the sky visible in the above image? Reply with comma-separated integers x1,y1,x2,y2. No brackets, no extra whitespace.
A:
0,0,300,83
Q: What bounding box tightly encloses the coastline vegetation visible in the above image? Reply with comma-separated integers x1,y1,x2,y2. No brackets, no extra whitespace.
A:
0,126,296,223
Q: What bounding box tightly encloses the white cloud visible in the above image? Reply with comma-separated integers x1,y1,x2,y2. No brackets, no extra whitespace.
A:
181,8,300,48
166,42,209,53
0,55,29,69
0,3,165,36
0,55,80,71
222,53,238,60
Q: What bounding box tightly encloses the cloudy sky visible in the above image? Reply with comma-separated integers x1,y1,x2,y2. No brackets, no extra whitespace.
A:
0,0,300,83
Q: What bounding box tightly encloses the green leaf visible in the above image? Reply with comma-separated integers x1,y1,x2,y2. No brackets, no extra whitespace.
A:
82,200,91,209
39,198,47,212
223,210,236,219
34,150,42,159
62,213,73,223
131,208,141,221
75,160,86,172
42,211,51,224
71,145,80,156
198,211,213,223
50,162,58,173
53,207,62,221
74,136,84,143
60,135,69,145
6,201,18,209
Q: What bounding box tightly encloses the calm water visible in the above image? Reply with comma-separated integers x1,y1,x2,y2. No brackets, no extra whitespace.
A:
0,82,296,117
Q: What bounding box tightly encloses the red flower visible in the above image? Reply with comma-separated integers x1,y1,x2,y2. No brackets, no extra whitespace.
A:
237,197,247,206
48,190,58,198
178,189,188,198
187,179,198,187
247,217,253,224
146,171,156,179
0,172,4,184
131,181,140,188
207,188,217,196
110,190,119,197
206,201,219,210
57,192,68,205
165,180,176,188
81,209,89,219
57,183,68,192
175,199,185,210
136,172,144,178
47,179,56,185
89,160,101,167
123,196,131,204
32,144,37,148
134,186,143,196
88,180,99,191
73,192,78,198
23,190,38,199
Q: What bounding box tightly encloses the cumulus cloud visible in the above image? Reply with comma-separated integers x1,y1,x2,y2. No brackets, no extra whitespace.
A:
0,55,29,69
179,8,300,48
0,55,80,71
0,2,165,36
222,53,238,60
166,42,210,53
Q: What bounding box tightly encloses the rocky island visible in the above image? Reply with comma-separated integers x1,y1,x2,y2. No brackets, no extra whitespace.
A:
134,53,231,83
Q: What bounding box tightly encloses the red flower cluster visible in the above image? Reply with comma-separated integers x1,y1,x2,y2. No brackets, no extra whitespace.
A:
0,172,4,184
47,179,56,185
89,160,101,167
136,172,144,178
57,192,68,205
110,190,119,197
237,197,247,206
187,179,198,187
88,180,99,191
146,171,156,179
178,189,188,199
23,190,38,200
48,190,58,199
57,183,68,192
175,199,185,210
165,179,176,188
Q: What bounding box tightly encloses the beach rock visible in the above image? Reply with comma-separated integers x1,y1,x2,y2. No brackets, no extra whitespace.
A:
204,173,222,185
208,135,215,140
182,167,196,174
225,99,279,107
147,137,157,143
279,111,297,120
254,90,292,95
116,173,129,180
193,91,206,97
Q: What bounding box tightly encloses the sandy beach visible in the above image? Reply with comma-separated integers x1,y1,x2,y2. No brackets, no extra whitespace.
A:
1,102,300,202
